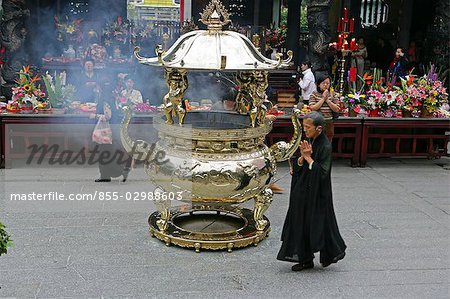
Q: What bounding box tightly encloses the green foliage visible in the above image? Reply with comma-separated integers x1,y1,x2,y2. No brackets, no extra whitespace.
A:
300,5,308,31
0,221,12,256
280,6,288,27
42,74,77,108
279,5,308,30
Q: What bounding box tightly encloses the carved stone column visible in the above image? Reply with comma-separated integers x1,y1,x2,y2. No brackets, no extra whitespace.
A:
0,0,30,98
426,0,449,67
307,0,331,73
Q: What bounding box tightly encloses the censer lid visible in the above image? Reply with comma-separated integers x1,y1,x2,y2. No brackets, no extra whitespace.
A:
134,0,293,71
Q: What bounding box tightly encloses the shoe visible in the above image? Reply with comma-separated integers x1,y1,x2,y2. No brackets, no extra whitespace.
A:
269,183,284,194
122,167,131,182
95,178,111,182
291,261,314,271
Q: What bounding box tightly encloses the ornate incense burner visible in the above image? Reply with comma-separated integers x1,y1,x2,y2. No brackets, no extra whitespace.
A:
121,0,301,252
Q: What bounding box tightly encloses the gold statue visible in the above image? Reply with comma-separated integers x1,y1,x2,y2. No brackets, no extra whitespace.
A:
235,71,252,115
248,70,269,127
251,33,261,50
163,68,189,126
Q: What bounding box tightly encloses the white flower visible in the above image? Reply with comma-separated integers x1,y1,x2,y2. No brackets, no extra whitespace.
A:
45,71,53,85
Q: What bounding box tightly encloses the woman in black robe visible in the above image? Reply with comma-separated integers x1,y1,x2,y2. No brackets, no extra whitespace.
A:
277,111,346,271
91,82,131,182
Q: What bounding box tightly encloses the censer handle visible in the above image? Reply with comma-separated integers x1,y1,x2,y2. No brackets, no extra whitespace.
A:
268,109,302,162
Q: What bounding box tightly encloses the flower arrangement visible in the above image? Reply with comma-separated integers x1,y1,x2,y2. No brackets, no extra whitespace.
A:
264,25,287,49
342,91,366,114
116,95,132,109
102,16,132,47
42,72,77,109
400,75,425,116
420,70,448,115
181,19,198,35
378,88,403,117
55,16,83,44
131,23,155,46
0,221,12,256
9,66,46,112
350,65,449,118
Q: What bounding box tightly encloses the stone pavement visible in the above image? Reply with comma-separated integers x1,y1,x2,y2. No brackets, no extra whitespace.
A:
0,157,449,298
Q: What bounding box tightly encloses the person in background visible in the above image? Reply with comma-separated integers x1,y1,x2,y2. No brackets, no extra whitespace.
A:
351,37,368,90
308,74,340,141
372,37,393,72
90,82,132,182
298,61,316,106
77,59,98,103
210,88,237,112
277,111,346,271
388,47,409,84
119,76,143,108
408,41,417,72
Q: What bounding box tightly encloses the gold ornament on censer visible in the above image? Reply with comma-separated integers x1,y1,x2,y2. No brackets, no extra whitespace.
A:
121,0,301,252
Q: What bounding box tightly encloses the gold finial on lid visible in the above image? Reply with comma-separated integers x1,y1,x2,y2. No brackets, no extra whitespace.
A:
199,0,231,30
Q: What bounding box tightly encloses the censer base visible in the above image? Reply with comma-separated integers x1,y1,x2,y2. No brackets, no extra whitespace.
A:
148,205,270,252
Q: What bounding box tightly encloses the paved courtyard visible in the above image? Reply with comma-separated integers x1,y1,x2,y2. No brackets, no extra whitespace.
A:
0,157,449,298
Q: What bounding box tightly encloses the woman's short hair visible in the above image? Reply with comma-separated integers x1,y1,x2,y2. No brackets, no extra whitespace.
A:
305,111,325,127
84,59,94,65
315,73,332,92
301,61,312,68
396,47,406,54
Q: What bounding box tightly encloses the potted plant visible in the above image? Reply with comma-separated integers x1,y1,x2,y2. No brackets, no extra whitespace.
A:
0,221,12,256
42,72,77,114
10,65,46,113
342,91,366,117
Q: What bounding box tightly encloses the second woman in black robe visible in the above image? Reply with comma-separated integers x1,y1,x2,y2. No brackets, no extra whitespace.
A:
92,83,131,182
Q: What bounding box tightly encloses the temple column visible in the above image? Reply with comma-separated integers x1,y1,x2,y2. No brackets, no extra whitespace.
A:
307,0,332,73
287,0,301,67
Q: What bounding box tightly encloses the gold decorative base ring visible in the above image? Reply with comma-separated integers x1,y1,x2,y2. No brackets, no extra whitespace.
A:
148,205,270,252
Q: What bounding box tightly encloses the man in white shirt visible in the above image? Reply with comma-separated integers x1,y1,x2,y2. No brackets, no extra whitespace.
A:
298,61,316,105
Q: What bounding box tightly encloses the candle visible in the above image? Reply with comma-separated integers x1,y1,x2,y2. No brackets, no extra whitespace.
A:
338,18,342,32
350,18,354,33
344,8,348,22
350,38,356,51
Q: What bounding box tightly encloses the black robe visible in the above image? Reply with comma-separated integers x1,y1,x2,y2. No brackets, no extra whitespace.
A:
277,133,346,265
95,96,131,179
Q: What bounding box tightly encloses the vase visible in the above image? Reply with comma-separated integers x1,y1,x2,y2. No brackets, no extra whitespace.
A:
421,107,433,118
368,108,379,117
7,107,21,114
383,108,396,118
411,110,421,118
270,48,278,60
402,110,412,118
64,45,76,59
20,106,34,114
